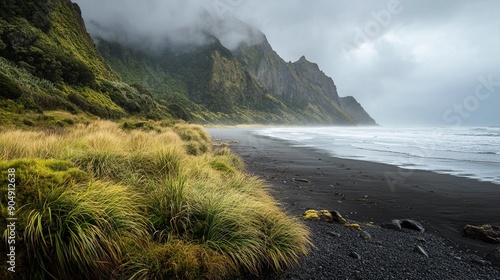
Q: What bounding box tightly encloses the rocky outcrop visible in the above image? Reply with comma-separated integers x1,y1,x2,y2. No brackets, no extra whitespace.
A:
464,225,500,244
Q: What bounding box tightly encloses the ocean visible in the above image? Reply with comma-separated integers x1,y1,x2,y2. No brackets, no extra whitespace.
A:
255,126,500,185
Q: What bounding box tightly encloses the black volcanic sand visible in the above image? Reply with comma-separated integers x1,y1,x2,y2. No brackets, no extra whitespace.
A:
208,128,500,279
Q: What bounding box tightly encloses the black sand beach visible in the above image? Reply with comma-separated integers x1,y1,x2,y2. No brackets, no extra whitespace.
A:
209,128,500,279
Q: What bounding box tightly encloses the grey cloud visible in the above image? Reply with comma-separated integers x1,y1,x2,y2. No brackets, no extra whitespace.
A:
74,0,263,51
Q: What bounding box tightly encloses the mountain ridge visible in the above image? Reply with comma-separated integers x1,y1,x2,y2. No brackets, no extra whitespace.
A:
98,20,375,124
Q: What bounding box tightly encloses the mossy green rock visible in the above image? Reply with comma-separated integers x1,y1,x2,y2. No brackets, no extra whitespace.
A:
303,209,335,222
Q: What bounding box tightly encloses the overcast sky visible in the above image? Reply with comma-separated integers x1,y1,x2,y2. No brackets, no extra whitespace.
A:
75,0,500,126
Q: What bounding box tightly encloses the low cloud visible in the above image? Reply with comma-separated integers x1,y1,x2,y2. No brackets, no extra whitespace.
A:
74,0,263,52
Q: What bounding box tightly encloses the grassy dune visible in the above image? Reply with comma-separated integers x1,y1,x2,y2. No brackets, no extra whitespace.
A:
0,121,311,279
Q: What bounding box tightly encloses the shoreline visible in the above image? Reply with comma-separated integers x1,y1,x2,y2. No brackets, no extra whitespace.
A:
209,127,500,257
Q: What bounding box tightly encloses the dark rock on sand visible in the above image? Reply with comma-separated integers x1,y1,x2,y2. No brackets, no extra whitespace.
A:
381,219,402,231
401,219,425,233
318,210,333,223
303,210,321,221
416,236,426,243
331,210,347,224
463,224,500,244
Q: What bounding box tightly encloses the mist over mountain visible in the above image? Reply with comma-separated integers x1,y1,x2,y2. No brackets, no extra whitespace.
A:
0,0,376,126
76,0,265,52
75,0,375,124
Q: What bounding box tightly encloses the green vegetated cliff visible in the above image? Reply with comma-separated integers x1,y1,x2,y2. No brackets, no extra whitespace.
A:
0,0,173,126
98,39,292,124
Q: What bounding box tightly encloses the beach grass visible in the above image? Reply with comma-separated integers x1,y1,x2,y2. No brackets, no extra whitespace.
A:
0,121,311,279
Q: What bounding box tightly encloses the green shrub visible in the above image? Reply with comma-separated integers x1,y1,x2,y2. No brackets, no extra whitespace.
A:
210,159,236,174
0,72,23,99
68,92,125,119
153,147,184,176
22,118,35,126
190,188,262,275
59,54,95,86
0,0,51,32
168,104,192,121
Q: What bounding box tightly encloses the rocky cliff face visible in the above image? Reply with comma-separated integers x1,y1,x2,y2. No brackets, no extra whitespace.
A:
339,96,377,125
292,56,340,104
235,38,355,123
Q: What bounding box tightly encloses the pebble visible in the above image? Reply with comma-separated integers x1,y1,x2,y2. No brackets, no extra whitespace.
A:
327,231,341,238
360,231,372,241
401,219,425,233
472,258,489,266
381,219,402,231
349,252,362,260
295,178,310,183
414,245,429,258
416,236,426,243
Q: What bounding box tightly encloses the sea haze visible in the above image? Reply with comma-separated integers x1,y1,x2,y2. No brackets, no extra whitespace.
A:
255,126,500,185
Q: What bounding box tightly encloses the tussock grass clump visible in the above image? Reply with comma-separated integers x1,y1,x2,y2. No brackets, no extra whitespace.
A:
149,177,191,237
173,123,211,155
126,240,233,280
24,182,149,279
0,121,311,279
